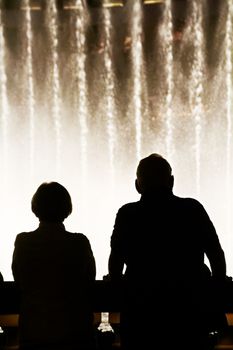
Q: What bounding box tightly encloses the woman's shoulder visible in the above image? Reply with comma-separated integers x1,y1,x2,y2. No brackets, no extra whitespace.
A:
65,231,91,244
15,231,35,240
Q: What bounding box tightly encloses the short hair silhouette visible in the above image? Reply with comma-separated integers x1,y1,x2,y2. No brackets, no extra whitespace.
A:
136,153,173,193
31,182,72,222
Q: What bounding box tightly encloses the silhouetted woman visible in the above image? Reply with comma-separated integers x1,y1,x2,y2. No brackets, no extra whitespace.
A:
12,182,96,350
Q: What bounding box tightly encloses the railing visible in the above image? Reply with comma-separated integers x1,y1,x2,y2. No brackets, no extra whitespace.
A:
1,281,233,349
0,281,123,327
0,281,122,349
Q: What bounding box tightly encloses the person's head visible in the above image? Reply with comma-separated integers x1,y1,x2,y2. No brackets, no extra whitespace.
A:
31,182,72,222
135,153,174,194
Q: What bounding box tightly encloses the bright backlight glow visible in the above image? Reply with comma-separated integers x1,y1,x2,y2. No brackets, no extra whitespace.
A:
0,1,232,280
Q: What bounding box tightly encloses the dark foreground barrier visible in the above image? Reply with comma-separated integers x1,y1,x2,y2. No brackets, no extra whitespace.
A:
0,281,123,349
1,280,233,349
0,280,123,314
1,278,233,313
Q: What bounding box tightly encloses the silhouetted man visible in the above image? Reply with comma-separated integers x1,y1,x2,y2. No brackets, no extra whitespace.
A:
108,153,226,350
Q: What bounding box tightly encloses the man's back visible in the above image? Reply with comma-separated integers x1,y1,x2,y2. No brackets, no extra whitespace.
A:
108,153,226,350
110,192,225,284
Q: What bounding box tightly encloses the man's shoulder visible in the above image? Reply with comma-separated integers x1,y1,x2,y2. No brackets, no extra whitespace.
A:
173,194,203,207
117,196,205,215
114,201,143,224
172,195,207,217
118,201,140,212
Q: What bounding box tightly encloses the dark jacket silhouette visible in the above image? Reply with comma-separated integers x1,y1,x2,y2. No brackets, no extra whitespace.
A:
108,154,226,350
12,182,96,350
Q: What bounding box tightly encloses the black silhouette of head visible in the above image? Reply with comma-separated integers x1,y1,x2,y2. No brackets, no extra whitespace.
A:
136,153,174,194
31,182,72,222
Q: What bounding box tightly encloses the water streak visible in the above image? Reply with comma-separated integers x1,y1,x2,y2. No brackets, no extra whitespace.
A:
225,0,233,236
103,8,116,179
130,0,144,162
46,1,61,175
0,4,8,187
162,0,174,159
190,0,205,197
24,0,35,178
75,0,88,187
0,2,232,280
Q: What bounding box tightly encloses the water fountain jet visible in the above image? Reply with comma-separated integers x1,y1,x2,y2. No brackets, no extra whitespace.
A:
0,0,232,280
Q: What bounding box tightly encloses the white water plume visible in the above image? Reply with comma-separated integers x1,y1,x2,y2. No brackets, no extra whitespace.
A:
74,0,89,189
161,0,174,160
130,0,144,162
189,0,205,197
0,2,232,281
225,0,233,238
24,0,35,178
0,5,8,187
46,1,61,176
103,8,116,180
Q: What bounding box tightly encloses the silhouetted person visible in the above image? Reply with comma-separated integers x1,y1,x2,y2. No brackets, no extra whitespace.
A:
12,182,97,350
108,153,227,350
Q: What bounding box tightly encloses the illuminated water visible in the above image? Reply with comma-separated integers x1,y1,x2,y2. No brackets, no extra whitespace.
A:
46,1,61,176
189,0,205,197
159,0,174,159
74,0,89,193
225,0,233,245
0,4,8,186
24,0,35,177
130,0,145,162
102,7,116,181
0,1,232,280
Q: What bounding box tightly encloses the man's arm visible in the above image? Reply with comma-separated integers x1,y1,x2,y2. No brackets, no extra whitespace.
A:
199,204,227,279
11,236,19,282
206,242,226,279
108,250,124,279
108,209,125,280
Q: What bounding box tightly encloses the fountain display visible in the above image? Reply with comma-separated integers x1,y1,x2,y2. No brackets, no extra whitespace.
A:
0,0,232,280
